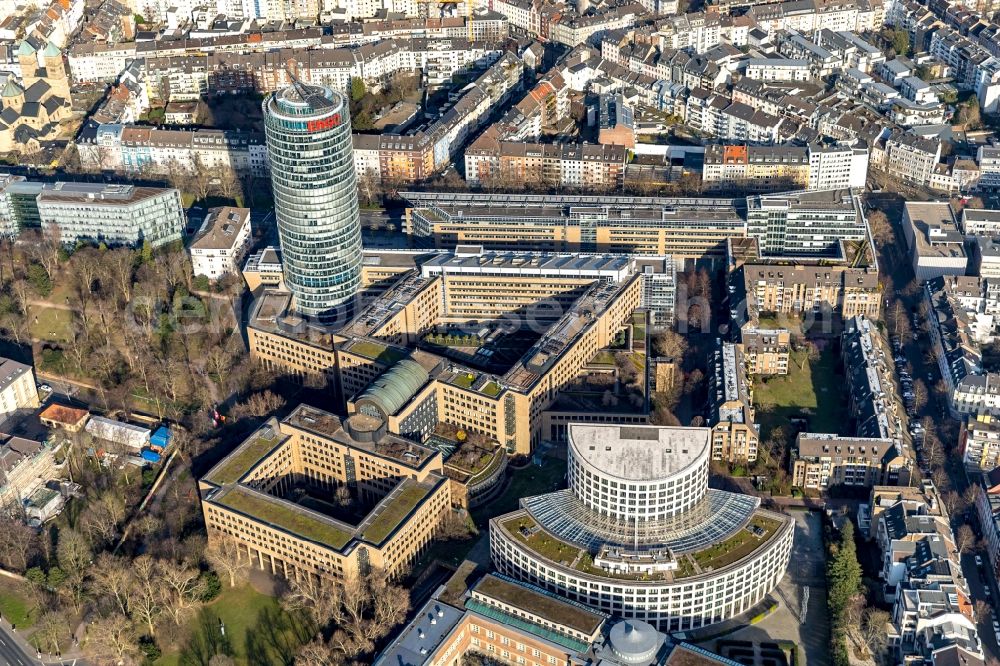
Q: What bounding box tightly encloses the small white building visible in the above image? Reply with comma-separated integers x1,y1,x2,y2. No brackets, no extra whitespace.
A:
744,58,812,82
85,416,150,452
189,207,253,281
0,357,39,423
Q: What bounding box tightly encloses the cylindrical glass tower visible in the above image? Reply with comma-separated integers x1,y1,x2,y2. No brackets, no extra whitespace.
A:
263,82,362,320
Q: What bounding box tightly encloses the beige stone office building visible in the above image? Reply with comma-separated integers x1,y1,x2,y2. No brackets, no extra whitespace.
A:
199,404,451,581
403,192,747,260
248,249,658,455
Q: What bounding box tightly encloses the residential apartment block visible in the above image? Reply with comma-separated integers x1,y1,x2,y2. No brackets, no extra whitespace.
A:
924,277,1000,419
736,261,881,321
861,481,983,662
77,125,269,177
703,141,868,193
0,357,38,424
791,433,902,489
843,315,909,445
740,328,790,375
709,343,759,464
189,207,253,281
961,413,1000,471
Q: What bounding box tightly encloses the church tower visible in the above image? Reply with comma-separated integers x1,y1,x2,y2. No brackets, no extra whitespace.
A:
40,42,69,100
15,41,38,88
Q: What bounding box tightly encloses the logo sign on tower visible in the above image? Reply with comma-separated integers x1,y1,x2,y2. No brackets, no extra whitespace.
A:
306,114,341,132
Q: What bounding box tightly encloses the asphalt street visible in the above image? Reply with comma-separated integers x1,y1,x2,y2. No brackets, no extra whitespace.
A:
0,626,36,666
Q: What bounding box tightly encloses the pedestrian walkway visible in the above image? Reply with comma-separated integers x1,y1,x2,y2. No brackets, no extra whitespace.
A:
0,610,88,665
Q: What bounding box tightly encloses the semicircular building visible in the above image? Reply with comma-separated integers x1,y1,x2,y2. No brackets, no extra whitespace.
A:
490,423,794,632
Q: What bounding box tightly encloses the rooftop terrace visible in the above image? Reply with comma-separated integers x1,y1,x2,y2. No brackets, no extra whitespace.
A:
284,404,439,470
338,272,435,339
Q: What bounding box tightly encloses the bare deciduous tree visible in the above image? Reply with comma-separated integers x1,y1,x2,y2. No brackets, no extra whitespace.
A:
128,556,162,636
89,553,133,617
0,517,37,572
861,607,891,658
84,613,140,665
232,390,286,419
957,524,976,554
205,533,252,588
158,559,205,625
31,611,72,657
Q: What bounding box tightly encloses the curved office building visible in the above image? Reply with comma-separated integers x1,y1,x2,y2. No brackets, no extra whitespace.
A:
491,424,794,632
263,81,363,319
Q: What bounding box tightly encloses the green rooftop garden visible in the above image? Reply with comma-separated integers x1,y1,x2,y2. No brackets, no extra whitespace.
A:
590,351,616,366
219,488,352,550
475,575,603,635
505,515,581,566
505,516,665,581
481,381,502,397
207,431,282,485
690,516,783,572
503,513,784,582
349,340,406,365
674,555,697,579
360,483,431,544
451,372,476,389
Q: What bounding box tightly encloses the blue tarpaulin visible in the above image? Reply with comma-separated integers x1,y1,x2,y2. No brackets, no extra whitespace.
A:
150,426,172,450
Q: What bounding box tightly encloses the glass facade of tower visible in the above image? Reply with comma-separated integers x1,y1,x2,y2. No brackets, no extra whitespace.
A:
263,83,362,319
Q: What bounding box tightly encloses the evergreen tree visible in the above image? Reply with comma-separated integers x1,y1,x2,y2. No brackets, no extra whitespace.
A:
828,521,862,621
827,520,863,666
350,77,366,102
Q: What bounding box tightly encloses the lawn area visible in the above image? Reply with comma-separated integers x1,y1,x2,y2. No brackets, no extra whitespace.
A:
0,584,36,628
28,305,74,343
505,515,580,565
156,584,310,666
481,380,501,397
590,350,616,366
753,345,848,442
473,457,566,524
